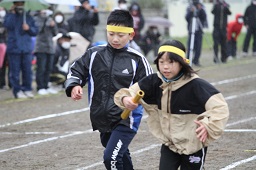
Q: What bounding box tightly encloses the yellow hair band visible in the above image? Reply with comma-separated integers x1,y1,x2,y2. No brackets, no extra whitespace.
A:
158,45,190,64
106,25,134,33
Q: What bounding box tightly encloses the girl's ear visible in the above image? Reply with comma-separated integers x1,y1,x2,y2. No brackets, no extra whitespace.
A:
129,32,135,40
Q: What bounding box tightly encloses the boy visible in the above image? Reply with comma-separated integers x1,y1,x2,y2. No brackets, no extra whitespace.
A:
65,10,153,169
115,40,229,169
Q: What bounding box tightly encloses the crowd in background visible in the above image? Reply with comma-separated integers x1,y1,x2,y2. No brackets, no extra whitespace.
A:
0,0,99,99
0,0,256,99
185,0,255,66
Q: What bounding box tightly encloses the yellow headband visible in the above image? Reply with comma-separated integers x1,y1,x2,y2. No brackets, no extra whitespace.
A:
106,25,134,33
158,45,190,64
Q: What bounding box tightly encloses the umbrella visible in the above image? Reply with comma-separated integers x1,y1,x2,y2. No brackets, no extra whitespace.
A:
145,17,173,28
44,0,81,6
0,0,49,11
53,32,90,63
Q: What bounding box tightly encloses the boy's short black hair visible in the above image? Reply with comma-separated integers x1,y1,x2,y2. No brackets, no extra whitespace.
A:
107,9,133,27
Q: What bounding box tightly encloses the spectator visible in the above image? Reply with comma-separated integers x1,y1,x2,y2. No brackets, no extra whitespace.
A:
34,8,58,95
53,11,69,34
50,33,72,87
140,26,161,57
65,10,153,169
0,7,8,90
227,14,243,59
129,2,145,44
211,0,231,63
68,0,99,45
186,0,207,67
4,1,38,99
113,0,128,10
242,0,256,57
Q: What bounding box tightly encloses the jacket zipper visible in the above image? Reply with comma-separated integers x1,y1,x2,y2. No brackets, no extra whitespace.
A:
167,84,171,113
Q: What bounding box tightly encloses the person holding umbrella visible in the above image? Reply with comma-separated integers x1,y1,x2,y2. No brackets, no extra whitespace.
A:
3,1,38,99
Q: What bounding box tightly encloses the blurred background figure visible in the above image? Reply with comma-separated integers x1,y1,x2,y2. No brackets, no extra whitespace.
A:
4,1,38,99
211,0,231,63
113,0,128,10
242,0,256,57
185,0,207,67
68,0,99,47
34,8,58,95
50,33,72,89
226,14,243,59
53,11,69,34
129,2,144,44
140,26,161,57
0,6,8,90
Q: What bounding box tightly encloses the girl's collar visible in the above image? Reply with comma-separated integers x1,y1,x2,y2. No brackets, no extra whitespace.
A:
161,72,184,83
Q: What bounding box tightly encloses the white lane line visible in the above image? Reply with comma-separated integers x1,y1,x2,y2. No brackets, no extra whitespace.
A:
220,155,256,170
0,130,93,153
76,144,161,170
0,108,90,128
224,129,256,132
224,90,256,100
211,74,256,86
226,117,256,127
0,131,88,135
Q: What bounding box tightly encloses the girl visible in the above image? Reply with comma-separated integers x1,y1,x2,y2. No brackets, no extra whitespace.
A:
114,39,229,170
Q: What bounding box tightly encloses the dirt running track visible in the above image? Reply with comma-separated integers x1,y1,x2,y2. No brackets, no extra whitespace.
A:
0,53,256,170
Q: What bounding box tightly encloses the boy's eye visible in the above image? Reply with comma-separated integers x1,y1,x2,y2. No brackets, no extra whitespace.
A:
118,34,125,37
108,32,115,35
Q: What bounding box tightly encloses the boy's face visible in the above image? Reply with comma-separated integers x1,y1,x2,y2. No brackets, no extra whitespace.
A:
107,31,134,49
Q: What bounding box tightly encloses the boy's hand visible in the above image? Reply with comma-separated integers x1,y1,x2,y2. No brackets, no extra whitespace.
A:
194,120,208,142
71,86,83,101
122,96,138,110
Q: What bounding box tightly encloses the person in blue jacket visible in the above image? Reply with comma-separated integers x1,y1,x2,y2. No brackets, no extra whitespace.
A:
65,9,153,170
4,1,38,99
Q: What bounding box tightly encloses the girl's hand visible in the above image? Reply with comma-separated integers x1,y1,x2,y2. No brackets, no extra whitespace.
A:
71,86,83,101
122,96,138,110
194,120,208,142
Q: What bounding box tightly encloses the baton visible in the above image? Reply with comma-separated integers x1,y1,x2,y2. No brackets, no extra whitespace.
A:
120,90,145,119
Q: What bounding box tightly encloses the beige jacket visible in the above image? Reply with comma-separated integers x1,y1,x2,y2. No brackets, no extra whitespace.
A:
114,72,229,155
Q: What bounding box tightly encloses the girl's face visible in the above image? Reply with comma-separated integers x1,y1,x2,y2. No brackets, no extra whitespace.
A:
158,52,182,80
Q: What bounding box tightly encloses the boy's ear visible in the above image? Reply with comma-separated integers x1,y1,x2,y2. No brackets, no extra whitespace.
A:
129,32,135,40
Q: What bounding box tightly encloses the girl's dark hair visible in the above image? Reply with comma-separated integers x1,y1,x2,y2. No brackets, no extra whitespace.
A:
107,10,133,27
154,40,198,79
